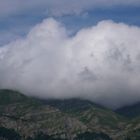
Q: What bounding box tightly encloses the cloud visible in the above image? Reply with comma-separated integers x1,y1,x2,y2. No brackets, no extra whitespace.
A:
0,18,140,108
0,0,140,17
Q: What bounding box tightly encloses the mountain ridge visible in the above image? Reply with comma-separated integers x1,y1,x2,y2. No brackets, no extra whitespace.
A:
115,102,140,118
0,89,140,140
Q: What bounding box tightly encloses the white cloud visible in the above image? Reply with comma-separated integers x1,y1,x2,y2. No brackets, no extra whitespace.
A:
0,18,140,108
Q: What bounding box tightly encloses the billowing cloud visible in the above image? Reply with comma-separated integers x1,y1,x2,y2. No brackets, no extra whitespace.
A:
0,18,140,108
0,0,140,17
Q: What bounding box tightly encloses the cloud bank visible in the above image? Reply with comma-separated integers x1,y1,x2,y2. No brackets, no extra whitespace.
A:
0,0,140,17
0,18,140,108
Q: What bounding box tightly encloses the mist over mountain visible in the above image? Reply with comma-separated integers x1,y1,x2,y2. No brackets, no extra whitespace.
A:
0,19,140,108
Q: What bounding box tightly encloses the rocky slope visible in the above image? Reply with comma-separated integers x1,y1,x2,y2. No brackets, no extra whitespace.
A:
0,89,140,140
43,99,127,139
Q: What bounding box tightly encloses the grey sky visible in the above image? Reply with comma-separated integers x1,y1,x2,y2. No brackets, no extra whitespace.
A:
0,0,140,17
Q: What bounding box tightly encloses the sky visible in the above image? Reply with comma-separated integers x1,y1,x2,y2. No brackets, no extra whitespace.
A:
0,0,140,45
0,0,140,108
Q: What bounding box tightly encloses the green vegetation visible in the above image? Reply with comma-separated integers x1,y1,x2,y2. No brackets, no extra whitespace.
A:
125,128,140,140
0,127,21,140
0,89,27,105
0,89,140,140
43,98,104,113
74,132,112,140
116,102,140,118
27,132,66,140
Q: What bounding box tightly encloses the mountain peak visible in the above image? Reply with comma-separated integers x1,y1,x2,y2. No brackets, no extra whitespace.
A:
0,89,28,105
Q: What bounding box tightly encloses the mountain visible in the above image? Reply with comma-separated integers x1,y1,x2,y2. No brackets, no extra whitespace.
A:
0,90,87,139
121,116,140,140
115,102,140,118
114,103,140,139
0,89,113,140
43,98,127,139
0,89,29,105
0,89,140,140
